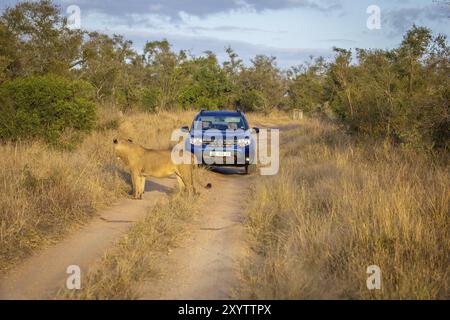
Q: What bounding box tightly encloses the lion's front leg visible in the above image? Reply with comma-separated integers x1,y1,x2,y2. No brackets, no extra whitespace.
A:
130,170,141,199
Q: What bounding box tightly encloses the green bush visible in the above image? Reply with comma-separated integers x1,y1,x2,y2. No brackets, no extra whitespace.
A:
237,89,264,112
140,87,160,112
0,74,96,145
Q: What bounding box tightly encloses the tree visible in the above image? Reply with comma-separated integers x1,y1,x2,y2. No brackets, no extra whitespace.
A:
0,74,96,146
222,46,243,107
78,33,133,102
237,55,284,114
179,51,231,109
141,39,186,111
0,0,83,79
325,26,449,149
0,22,15,83
287,57,327,113
398,25,433,94
328,48,356,121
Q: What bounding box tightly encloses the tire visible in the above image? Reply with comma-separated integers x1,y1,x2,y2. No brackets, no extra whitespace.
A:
245,164,257,175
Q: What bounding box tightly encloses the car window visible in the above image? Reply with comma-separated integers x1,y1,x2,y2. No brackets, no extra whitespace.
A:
193,115,248,130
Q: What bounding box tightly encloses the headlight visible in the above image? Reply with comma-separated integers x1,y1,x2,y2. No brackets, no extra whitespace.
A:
237,138,251,147
190,137,203,146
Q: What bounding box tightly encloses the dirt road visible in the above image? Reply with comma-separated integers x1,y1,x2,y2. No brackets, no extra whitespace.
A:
139,167,251,299
0,167,251,300
0,177,176,300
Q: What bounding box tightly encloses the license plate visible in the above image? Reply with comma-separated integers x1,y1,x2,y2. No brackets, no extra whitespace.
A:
209,151,231,157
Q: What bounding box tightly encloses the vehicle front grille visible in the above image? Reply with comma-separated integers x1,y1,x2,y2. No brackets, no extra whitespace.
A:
203,139,237,147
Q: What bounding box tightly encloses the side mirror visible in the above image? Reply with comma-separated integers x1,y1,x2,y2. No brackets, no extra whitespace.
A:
252,127,260,134
181,126,190,133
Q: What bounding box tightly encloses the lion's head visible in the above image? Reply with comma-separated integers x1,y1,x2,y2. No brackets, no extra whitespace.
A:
113,138,138,163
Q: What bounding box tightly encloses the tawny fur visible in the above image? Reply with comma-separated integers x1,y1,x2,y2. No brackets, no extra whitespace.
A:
113,138,195,199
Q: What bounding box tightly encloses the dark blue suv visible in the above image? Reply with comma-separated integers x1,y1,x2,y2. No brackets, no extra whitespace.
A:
182,110,259,174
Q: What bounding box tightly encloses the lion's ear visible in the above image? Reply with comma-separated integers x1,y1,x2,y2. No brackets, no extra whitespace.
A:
113,139,118,144
127,138,133,143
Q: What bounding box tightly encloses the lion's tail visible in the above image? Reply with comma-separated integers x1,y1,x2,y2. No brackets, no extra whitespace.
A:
205,183,212,189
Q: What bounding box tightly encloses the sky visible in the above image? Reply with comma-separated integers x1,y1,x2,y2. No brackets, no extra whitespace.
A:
1,0,449,68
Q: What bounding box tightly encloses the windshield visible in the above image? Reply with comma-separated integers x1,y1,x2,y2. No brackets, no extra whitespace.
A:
193,115,248,131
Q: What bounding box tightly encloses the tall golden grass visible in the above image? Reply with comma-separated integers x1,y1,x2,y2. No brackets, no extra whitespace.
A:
55,110,294,299
0,107,285,273
241,118,449,299
59,191,203,300
0,134,125,272
0,107,195,272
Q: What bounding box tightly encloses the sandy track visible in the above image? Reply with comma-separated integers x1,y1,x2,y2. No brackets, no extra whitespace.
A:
0,124,288,300
0,168,252,300
139,168,251,300
0,177,176,300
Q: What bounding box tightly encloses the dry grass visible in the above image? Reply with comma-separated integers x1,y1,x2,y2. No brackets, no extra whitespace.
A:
0,107,198,273
0,134,126,272
0,106,288,274
54,109,293,300
116,110,197,149
247,109,298,128
241,118,449,299
58,190,203,300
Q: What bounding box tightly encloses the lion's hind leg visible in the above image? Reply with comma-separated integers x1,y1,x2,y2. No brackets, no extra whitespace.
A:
188,164,199,195
175,166,198,195
174,170,188,194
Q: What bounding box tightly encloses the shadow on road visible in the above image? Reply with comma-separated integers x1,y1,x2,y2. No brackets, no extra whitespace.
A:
208,166,246,176
117,168,174,194
144,179,174,193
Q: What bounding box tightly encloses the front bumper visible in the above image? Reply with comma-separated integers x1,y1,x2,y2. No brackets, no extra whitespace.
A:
190,145,255,166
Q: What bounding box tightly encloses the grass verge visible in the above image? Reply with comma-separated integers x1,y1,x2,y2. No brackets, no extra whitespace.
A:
0,108,297,274
58,190,202,299
240,117,449,299
0,108,195,273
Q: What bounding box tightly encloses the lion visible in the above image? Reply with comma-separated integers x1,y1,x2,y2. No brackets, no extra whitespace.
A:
113,138,209,199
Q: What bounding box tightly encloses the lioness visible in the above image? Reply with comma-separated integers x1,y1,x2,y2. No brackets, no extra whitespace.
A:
113,138,201,199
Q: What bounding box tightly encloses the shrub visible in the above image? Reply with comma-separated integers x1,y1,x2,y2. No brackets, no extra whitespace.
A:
0,74,96,146
140,87,160,112
241,119,449,299
326,27,449,150
238,89,264,112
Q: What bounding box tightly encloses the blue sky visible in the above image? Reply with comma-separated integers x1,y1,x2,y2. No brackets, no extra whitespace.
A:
1,0,449,68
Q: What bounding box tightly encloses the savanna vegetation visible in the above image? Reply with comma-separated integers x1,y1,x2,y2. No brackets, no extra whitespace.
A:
0,109,198,272
58,191,203,299
0,0,448,299
241,119,449,299
0,1,448,150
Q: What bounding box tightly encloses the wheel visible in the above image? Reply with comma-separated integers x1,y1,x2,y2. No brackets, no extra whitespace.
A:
245,164,257,175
